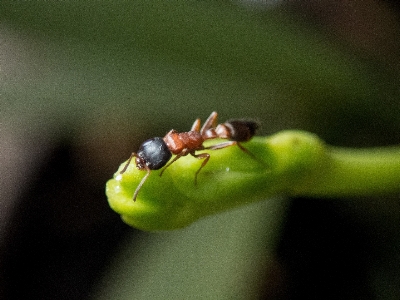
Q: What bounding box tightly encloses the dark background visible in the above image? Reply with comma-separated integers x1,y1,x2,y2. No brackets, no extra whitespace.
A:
1,1,400,299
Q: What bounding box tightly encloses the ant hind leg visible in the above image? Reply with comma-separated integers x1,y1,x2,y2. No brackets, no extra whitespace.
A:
206,141,266,166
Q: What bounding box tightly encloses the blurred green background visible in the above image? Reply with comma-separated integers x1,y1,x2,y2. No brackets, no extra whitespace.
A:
1,1,400,299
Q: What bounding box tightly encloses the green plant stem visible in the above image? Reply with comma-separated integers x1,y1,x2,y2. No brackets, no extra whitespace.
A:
297,147,400,197
106,130,400,230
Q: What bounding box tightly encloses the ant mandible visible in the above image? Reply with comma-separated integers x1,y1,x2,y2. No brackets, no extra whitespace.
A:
120,111,259,201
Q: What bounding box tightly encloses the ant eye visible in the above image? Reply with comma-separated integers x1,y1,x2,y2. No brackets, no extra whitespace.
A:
137,137,172,170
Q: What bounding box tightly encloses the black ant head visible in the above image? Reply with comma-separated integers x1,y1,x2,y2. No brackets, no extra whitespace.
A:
136,137,172,170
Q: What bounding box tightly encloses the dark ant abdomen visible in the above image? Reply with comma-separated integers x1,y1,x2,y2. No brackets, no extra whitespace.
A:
225,120,259,142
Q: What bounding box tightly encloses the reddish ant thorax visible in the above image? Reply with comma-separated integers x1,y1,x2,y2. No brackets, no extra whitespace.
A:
163,130,204,155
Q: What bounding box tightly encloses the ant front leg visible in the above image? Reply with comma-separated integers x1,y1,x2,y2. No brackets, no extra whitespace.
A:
190,152,210,185
132,165,151,201
120,152,137,174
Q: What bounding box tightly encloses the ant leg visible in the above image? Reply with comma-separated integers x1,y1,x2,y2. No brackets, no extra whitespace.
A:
120,152,137,174
133,165,151,201
190,152,210,185
205,140,237,150
159,153,184,177
236,142,262,162
190,118,201,132
206,141,264,164
200,111,218,135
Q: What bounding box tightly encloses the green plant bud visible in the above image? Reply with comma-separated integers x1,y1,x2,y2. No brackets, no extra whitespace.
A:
107,131,318,230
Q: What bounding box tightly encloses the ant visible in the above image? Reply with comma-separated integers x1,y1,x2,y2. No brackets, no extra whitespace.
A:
120,111,259,201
